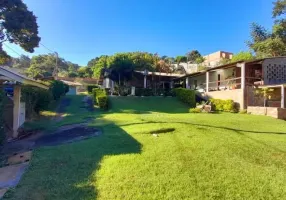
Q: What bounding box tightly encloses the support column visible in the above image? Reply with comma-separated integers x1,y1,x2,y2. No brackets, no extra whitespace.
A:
186,78,190,89
281,85,285,108
206,71,209,92
13,85,21,138
170,81,174,89
241,63,246,109
144,75,147,88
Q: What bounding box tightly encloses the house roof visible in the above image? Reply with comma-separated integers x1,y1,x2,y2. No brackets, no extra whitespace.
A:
134,70,184,77
0,66,49,89
60,80,82,86
174,57,286,80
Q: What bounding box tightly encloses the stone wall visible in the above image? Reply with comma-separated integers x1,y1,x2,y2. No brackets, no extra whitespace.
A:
247,106,286,120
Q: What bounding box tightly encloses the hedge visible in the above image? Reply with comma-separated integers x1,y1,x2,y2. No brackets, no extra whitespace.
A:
173,88,196,107
209,99,236,112
92,88,108,110
49,80,69,100
21,86,53,116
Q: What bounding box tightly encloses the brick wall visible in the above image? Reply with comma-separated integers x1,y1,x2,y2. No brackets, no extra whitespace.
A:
247,106,286,120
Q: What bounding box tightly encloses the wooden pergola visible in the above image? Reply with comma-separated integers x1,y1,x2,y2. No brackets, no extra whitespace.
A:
0,66,48,138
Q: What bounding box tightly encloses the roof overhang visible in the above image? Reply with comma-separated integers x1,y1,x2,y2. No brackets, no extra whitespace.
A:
0,66,49,90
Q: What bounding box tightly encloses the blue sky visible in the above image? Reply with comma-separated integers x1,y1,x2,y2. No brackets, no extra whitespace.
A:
4,0,274,66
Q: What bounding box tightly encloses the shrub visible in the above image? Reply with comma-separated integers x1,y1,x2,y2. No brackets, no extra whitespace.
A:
189,108,202,113
173,88,196,107
97,95,108,110
49,80,68,100
87,85,99,93
92,88,108,110
209,98,235,112
135,88,153,96
21,86,53,116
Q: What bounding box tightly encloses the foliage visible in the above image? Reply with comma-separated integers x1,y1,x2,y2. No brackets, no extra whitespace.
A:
92,88,108,109
0,47,10,65
0,0,40,54
255,88,274,107
77,67,93,78
231,51,254,62
91,55,109,78
134,88,173,96
27,54,80,78
189,107,202,113
273,0,286,18
198,65,207,71
209,99,236,112
175,56,187,64
49,80,68,100
195,56,205,64
173,88,196,107
248,2,286,57
87,85,99,93
21,86,53,117
187,50,201,63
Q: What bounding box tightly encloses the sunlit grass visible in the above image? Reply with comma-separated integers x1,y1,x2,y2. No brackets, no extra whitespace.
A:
5,96,286,200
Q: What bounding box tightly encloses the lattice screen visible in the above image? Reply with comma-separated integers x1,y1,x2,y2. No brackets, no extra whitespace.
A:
264,61,286,85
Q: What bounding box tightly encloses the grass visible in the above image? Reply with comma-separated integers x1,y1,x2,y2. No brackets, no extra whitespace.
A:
22,95,94,133
4,96,286,200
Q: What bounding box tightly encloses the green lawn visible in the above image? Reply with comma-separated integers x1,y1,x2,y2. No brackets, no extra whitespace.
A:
4,96,286,200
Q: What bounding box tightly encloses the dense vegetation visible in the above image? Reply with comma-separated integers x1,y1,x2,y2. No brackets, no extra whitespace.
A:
92,88,108,109
173,88,196,107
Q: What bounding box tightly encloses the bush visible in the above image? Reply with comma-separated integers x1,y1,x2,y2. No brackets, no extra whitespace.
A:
209,98,235,112
173,88,196,107
97,95,108,110
50,80,68,100
135,88,153,96
21,86,53,116
189,108,202,113
87,85,99,93
92,88,108,110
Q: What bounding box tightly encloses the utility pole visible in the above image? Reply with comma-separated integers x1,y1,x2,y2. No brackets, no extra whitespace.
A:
54,52,58,80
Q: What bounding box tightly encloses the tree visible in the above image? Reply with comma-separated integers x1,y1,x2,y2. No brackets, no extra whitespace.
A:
87,57,99,68
12,55,31,69
273,0,286,18
187,50,201,63
78,67,93,78
0,0,40,55
231,51,254,62
175,56,187,65
91,55,109,78
247,1,286,57
195,56,205,64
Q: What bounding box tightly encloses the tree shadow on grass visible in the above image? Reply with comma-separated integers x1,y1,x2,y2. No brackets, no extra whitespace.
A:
4,119,142,200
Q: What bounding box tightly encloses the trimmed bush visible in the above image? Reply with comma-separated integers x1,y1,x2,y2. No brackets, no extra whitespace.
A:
92,88,108,110
87,85,99,93
21,86,53,116
173,88,196,107
97,95,108,110
50,80,68,100
209,99,235,112
189,108,202,113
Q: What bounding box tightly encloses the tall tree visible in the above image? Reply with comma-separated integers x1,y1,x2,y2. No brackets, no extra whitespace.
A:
273,0,286,18
187,50,201,63
0,0,40,63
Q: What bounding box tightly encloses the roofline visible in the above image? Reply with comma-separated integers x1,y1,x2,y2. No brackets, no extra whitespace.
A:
0,66,49,90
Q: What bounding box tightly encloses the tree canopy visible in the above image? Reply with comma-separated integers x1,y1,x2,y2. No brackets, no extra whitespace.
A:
247,1,286,57
0,0,40,61
187,50,202,63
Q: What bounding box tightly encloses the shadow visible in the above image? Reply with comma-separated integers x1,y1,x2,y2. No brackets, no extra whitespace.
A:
108,96,189,114
120,121,286,135
6,117,142,200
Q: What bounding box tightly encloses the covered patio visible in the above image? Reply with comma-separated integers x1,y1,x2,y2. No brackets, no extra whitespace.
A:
0,66,48,138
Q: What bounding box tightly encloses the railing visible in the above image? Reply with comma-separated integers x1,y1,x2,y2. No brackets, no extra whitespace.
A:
207,77,241,91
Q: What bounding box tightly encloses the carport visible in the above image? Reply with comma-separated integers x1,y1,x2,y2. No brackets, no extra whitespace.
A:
0,66,48,138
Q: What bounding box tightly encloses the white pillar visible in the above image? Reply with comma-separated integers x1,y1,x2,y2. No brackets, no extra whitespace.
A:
206,71,209,92
281,85,285,108
170,81,174,89
13,85,21,138
241,63,246,109
144,75,147,88
186,78,190,89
